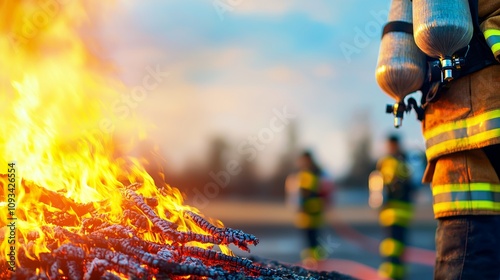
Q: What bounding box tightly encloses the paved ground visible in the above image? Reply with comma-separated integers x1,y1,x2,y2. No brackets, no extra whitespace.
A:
231,223,435,280
199,190,436,280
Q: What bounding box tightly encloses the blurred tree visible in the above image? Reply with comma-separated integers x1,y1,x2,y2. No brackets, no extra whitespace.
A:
234,153,260,197
341,111,377,187
176,135,230,198
203,135,231,196
207,136,229,173
271,120,299,197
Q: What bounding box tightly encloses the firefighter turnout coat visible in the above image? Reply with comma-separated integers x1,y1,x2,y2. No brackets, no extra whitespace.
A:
422,0,500,218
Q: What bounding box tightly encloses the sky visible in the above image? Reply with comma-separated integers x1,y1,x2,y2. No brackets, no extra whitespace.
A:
98,0,426,177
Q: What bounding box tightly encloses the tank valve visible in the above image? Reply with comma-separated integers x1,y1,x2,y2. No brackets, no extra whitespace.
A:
386,97,425,128
441,57,454,82
386,101,406,128
440,55,466,82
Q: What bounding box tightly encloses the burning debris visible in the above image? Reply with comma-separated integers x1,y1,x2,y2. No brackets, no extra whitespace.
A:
0,1,355,279
0,182,353,279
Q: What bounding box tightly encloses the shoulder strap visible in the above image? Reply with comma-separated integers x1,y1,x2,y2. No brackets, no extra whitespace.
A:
469,0,479,28
459,0,499,76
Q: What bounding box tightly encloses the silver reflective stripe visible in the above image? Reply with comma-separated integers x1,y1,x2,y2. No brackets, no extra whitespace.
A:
433,191,500,204
486,35,500,49
425,118,500,149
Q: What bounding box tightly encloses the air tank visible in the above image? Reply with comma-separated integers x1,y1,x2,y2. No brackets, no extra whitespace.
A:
375,0,426,103
413,0,474,81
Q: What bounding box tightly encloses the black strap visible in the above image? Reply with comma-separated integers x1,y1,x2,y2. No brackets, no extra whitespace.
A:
469,0,479,28
458,0,499,77
382,21,413,39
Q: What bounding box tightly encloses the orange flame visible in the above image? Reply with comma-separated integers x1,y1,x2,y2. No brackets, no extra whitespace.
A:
0,0,230,266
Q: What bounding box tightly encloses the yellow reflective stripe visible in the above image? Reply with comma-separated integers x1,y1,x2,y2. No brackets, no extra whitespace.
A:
295,212,323,228
426,128,500,160
484,29,500,54
379,157,398,183
385,200,413,211
380,238,405,257
434,201,500,214
425,117,500,149
432,183,500,215
379,262,405,279
301,246,327,260
299,171,317,191
424,110,500,140
379,208,413,227
484,29,500,38
432,183,500,196
492,43,500,54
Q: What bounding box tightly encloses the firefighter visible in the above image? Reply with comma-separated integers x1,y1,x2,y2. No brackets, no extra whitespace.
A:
294,150,326,263
416,1,500,279
376,135,413,280
374,0,500,278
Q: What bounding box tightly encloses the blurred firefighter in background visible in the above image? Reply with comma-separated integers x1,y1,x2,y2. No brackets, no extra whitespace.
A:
286,150,332,264
374,135,413,280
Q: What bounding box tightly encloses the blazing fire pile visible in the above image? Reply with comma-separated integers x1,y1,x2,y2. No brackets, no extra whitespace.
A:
0,181,352,279
0,1,353,279
0,180,353,280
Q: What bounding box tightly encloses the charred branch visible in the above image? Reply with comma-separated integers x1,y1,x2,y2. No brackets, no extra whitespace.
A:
3,183,355,280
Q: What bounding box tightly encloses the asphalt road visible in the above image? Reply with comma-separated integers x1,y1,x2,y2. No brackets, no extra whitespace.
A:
199,192,437,280
232,223,436,280
196,188,437,279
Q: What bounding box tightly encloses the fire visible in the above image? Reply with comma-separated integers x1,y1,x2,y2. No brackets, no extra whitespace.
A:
0,0,233,274
0,2,357,279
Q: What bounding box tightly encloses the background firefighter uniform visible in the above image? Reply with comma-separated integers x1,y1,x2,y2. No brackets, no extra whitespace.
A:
295,170,324,260
377,155,413,280
421,1,500,279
